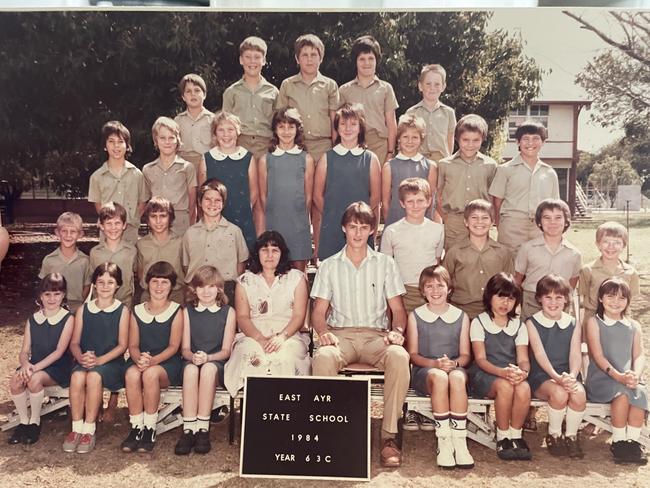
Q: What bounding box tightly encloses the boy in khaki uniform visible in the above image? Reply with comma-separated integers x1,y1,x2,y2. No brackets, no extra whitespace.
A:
39,212,91,312
489,121,559,253
339,35,398,164
405,64,456,162
174,73,214,172
276,34,340,163
437,114,497,250
89,202,137,310
443,199,513,319
222,36,278,159
88,121,146,245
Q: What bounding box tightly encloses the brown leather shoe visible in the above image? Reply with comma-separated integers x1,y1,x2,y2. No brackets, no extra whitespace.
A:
380,438,402,467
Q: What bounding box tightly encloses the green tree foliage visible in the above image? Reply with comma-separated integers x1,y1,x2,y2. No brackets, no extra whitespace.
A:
0,11,542,222
588,155,641,204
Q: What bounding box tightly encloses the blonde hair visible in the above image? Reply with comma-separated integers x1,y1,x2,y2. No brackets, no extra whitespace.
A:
186,265,228,306
151,116,182,152
396,113,426,141
211,111,242,147
419,64,447,84
294,34,325,58
240,36,267,56
56,212,83,232
596,221,628,247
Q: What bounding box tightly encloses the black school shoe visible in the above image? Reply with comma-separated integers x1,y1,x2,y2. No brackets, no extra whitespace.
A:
121,427,143,453
193,429,211,454
8,424,27,445
174,430,195,455
23,423,41,444
617,440,649,465
611,440,630,463
496,438,518,460
511,437,532,460
137,427,156,453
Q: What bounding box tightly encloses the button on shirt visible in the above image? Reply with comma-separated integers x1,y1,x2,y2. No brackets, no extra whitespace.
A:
310,246,405,329
87,161,146,228
515,236,582,292
405,100,456,157
143,156,197,213
339,76,398,138
222,77,279,138
174,108,215,157
276,72,340,140
437,151,498,215
489,154,560,218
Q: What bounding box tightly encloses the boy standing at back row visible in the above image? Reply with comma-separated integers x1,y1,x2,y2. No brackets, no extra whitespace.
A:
276,33,340,163
489,121,559,253
222,36,279,159
339,35,398,164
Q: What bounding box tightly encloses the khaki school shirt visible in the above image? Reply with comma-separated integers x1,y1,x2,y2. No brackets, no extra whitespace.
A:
579,258,640,312
515,236,581,292
88,161,147,228
405,100,456,157
136,233,184,291
488,154,560,218
437,151,498,215
39,248,91,307
222,77,278,138
182,217,249,282
89,240,137,306
276,72,339,140
339,76,398,138
142,156,197,213
174,108,214,159
443,237,513,305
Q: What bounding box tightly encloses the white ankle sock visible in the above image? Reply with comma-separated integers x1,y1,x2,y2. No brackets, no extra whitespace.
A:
510,427,523,440
627,425,642,442
496,428,509,441
183,417,197,433
82,422,96,435
72,419,83,433
612,426,626,442
129,413,144,430
143,412,158,430
197,416,210,432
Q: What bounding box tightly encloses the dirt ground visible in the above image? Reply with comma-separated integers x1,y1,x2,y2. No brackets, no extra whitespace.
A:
1,224,649,488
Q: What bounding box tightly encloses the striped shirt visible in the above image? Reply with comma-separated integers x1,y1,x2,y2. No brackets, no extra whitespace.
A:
311,246,405,329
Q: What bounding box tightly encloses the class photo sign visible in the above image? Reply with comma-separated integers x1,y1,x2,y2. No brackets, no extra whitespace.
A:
240,376,371,481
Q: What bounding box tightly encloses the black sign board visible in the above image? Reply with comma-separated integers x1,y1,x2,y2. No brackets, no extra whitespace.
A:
240,376,371,481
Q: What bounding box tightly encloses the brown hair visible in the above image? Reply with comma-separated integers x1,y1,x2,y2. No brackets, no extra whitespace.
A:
463,199,493,221
186,265,228,306
211,111,242,147
398,177,431,202
294,33,325,58
37,273,67,307
455,114,488,142
535,198,571,232
269,108,305,152
334,103,366,147
515,121,548,142
596,277,631,319
340,201,375,228
178,73,207,95
535,274,571,303
101,120,132,155
351,35,381,63
483,272,521,320
144,196,175,227
145,261,178,289
418,265,452,297
91,262,123,288
98,201,127,225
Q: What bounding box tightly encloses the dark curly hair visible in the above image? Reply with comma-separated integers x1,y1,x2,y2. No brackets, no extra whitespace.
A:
247,230,291,276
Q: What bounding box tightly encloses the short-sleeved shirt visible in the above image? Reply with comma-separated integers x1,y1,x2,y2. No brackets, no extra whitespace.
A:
182,217,249,282
310,246,405,329
89,240,137,305
470,312,528,346
88,161,147,228
488,155,560,218
515,236,582,292
380,217,444,286
174,108,215,158
142,156,197,213
338,76,398,137
39,248,91,307
136,233,184,291
579,258,640,312
405,100,456,158
443,237,513,305
222,77,279,138
437,151,498,215
276,72,340,140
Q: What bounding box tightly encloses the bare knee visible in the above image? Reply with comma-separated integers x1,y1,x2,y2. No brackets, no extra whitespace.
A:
125,366,142,386
426,369,449,390
493,378,514,398
86,372,103,388
514,381,531,402
184,364,199,381
200,362,218,379
9,374,25,394
448,370,467,390
142,368,161,388
549,386,569,406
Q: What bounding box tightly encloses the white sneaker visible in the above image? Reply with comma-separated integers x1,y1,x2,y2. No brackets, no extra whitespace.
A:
434,419,456,469
403,411,419,431
451,429,475,469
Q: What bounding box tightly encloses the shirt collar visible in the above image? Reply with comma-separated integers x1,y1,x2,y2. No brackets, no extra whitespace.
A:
413,99,442,111
208,146,248,161
351,75,379,86
332,144,364,156
591,258,631,271
415,304,463,324
87,299,122,314
334,245,379,263
154,156,185,169
601,314,632,327
532,311,573,329
197,216,230,229
98,160,136,175
195,303,221,312
477,311,521,336
33,308,69,325
135,302,180,323
395,152,424,161
510,153,550,170
271,145,303,156
293,71,327,85
53,247,81,262
178,107,213,120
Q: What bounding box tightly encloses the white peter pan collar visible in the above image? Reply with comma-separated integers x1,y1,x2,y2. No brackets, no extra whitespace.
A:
532,311,572,329
135,302,180,323
208,146,248,161
195,303,221,312
395,152,424,162
415,304,463,324
601,314,632,327
33,308,68,325
476,311,521,336
271,145,302,156
332,144,364,156
87,299,122,314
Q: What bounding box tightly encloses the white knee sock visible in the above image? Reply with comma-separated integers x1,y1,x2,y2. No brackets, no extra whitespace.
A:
11,391,29,424
565,407,585,437
547,406,565,437
612,426,626,442
627,426,642,442
197,416,210,432
143,412,158,430
129,413,144,430
28,389,45,425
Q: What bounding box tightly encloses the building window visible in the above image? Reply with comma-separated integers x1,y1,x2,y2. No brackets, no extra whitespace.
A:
508,104,549,140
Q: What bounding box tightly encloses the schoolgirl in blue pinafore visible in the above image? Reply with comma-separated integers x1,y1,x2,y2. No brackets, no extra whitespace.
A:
29,309,74,387
185,304,230,385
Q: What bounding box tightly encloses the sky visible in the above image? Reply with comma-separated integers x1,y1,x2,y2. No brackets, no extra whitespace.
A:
489,8,628,153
